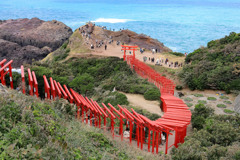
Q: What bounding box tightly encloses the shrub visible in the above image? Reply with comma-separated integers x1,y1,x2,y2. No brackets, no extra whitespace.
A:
69,73,94,96
143,88,160,101
220,96,229,100
224,109,235,114
194,94,204,97
198,100,207,104
207,97,217,101
169,52,185,57
179,32,240,92
184,97,193,102
176,85,183,90
224,101,232,104
192,104,214,130
186,103,193,107
217,104,227,108
103,92,129,106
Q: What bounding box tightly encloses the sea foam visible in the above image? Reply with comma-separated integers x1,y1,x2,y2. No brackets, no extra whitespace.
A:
93,18,133,23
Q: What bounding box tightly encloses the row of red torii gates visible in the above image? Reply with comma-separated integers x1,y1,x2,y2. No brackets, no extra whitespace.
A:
1,54,191,155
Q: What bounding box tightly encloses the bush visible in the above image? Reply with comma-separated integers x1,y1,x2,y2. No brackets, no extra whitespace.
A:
220,96,229,100
169,52,185,57
186,103,193,107
184,97,193,102
198,100,207,104
179,32,240,92
176,85,183,90
224,101,232,104
194,94,204,97
224,109,235,114
192,104,214,130
103,92,129,106
217,104,227,108
207,97,217,101
143,88,160,101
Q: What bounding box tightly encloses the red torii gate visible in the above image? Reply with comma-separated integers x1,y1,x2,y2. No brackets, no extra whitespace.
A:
121,45,138,60
0,59,13,89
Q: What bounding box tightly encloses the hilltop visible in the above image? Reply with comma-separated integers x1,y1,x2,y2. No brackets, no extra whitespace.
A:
44,22,172,62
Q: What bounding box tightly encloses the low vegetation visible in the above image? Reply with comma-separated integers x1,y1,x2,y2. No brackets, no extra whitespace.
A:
193,94,204,97
198,100,207,104
207,97,217,101
184,97,193,102
180,32,240,93
29,57,160,103
217,104,227,108
171,103,240,160
186,103,193,107
0,88,162,159
224,109,235,114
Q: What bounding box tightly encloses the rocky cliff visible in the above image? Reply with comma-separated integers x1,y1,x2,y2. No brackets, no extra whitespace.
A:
0,18,73,67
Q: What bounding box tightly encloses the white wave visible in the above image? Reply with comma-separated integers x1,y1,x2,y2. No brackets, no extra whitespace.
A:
92,18,133,23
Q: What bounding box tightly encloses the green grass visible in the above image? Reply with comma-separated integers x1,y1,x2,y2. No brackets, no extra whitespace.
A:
220,96,229,100
207,97,217,101
198,100,207,104
193,94,204,97
223,101,232,104
217,104,227,108
184,97,193,102
224,109,235,114
186,103,193,107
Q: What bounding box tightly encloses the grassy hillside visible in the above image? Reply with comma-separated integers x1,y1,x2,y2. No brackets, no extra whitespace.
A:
180,32,240,93
0,86,164,159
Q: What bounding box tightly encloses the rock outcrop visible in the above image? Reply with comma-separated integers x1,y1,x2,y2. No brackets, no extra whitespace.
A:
80,23,172,52
0,18,73,67
234,94,240,113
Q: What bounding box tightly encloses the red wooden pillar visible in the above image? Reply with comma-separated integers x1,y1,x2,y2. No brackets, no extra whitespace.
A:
152,130,155,153
32,71,39,97
43,75,50,99
0,59,7,85
165,131,169,154
49,77,56,100
8,64,13,89
148,128,151,152
21,65,25,94
27,68,33,95
129,121,133,145
156,131,159,154
140,127,143,150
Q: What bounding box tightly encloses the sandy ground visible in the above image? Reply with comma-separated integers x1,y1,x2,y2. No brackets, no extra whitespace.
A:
176,89,236,115
122,92,164,116
76,40,185,69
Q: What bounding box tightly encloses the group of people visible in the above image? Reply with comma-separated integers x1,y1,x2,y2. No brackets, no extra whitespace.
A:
143,56,183,68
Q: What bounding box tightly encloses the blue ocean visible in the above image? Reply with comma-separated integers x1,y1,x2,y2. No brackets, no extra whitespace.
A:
1,0,240,53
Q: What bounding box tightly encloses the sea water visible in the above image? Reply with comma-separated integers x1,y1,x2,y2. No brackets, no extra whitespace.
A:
1,0,240,53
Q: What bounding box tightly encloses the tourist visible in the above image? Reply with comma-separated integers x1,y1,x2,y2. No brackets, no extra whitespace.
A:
105,44,107,50
123,128,130,138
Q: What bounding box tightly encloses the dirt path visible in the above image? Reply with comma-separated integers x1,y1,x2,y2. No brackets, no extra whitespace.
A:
121,92,163,116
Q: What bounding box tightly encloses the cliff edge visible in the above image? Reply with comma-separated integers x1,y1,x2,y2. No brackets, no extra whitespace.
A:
0,18,73,67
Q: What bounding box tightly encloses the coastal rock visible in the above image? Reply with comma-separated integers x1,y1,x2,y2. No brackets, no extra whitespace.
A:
234,94,240,113
0,18,73,67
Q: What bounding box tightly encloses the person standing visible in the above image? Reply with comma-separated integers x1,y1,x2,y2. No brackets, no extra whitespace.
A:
105,44,107,50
